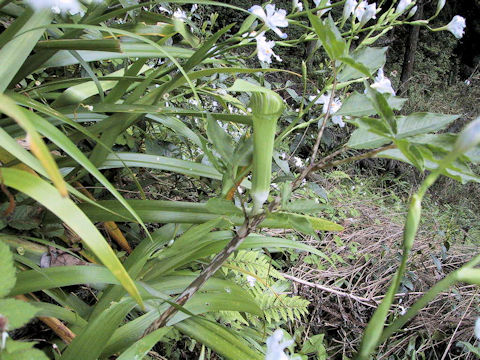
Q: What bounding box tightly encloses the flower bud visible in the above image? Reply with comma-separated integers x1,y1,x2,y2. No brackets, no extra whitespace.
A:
403,194,421,252
436,0,446,15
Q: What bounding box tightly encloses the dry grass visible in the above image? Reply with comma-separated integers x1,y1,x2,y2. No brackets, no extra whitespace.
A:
284,193,480,359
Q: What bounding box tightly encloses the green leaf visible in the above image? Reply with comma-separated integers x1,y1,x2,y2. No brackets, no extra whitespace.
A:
307,14,346,60
2,341,49,360
0,240,16,298
117,328,170,360
61,300,134,360
0,9,53,92
378,148,480,184
337,92,406,117
78,200,343,231
101,152,224,181
457,341,480,358
337,47,387,82
206,117,235,166
0,298,37,329
9,265,116,296
0,94,68,196
174,317,263,360
347,112,459,149
365,85,396,134
300,334,327,358
6,205,42,230
205,198,243,215
0,168,142,306
147,114,203,148
395,112,459,138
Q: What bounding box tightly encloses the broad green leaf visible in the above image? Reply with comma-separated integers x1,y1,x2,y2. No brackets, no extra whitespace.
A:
307,14,346,60
206,117,235,165
337,92,406,117
174,317,263,360
0,240,16,297
347,127,391,149
378,148,480,184
0,169,142,306
365,85,396,134
2,341,49,360
337,47,387,82
0,298,37,329
396,112,459,138
347,112,459,149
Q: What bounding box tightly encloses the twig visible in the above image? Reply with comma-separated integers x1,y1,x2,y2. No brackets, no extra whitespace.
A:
281,273,377,307
144,214,266,334
313,144,396,171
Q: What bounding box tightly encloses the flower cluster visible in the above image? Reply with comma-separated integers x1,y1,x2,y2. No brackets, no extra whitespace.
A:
248,4,289,64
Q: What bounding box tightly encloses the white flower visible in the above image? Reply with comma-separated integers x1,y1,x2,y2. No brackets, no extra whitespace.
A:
255,32,282,64
408,5,418,17
293,156,304,167
25,0,85,15
293,0,303,11
396,0,412,14
361,3,377,24
475,318,480,341
355,1,376,24
313,0,332,16
173,8,187,21
249,4,289,39
191,4,198,13
371,68,396,95
309,92,345,127
343,0,358,19
246,275,257,287
354,1,367,21
446,15,466,39
266,329,293,360
465,79,471,86
158,5,172,14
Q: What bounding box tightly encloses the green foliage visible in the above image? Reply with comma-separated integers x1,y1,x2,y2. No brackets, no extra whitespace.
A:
0,0,478,359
